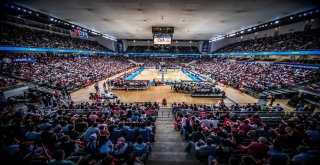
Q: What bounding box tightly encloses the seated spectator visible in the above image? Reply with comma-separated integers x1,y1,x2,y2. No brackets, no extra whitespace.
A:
238,137,269,159
133,136,149,164
291,146,315,165
49,150,76,165
195,138,217,160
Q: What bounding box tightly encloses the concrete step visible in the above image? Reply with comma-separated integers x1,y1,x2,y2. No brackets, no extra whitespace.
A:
156,118,174,121
155,135,184,142
147,160,205,165
148,151,198,161
151,142,187,152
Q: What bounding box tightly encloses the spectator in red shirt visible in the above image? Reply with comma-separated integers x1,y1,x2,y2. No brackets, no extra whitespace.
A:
238,137,269,159
239,120,251,135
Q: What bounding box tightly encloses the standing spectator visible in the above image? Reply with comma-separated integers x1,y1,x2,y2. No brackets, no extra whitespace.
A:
162,98,167,107
94,83,99,93
270,95,275,106
103,82,106,90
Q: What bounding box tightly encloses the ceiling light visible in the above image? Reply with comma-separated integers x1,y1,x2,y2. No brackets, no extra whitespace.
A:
253,27,256,30
290,16,293,19
36,13,39,16
17,7,20,10
50,18,54,21
275,20,279,24
71,25,74,27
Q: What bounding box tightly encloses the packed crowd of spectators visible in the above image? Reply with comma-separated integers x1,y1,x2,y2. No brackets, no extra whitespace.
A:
191,61,319,93
216,28,320,52
126,46,199,53
109,79,149,90
0,53,132,92
0,23,111,51
172,102,320,165
128,56,197,68
0,93,159,165
172,82,223,96
0,76,25,91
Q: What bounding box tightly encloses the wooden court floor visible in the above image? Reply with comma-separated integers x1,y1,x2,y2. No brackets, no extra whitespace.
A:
71,68,297,110
133,69,192,82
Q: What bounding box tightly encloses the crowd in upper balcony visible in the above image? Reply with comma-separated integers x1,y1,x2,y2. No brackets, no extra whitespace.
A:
126,46,199,53
127,56,197,67
0,23,111,51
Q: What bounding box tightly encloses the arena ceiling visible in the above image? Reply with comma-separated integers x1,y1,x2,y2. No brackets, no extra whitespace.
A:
12,0,318,40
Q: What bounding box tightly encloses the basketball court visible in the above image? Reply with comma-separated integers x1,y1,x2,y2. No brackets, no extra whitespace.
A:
70,69,297,111
129,68,193,82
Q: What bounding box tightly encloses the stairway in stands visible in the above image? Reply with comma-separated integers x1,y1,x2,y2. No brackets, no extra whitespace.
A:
147,108,205,165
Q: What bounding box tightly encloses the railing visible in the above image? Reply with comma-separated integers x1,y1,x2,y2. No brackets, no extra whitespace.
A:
3,14,71,35
157,110,173,118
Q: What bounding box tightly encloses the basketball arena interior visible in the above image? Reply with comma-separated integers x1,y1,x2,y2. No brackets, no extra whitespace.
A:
0,0,320,165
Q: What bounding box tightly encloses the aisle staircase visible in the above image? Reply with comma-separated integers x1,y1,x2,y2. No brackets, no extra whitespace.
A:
147,108,205,165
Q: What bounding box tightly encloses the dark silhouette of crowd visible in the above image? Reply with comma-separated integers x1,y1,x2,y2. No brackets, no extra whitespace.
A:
216,28,320,52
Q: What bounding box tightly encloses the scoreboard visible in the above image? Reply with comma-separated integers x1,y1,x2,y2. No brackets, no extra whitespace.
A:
152,27,174,45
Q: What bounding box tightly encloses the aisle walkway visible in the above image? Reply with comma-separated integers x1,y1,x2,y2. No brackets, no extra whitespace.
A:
147,108,205,165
